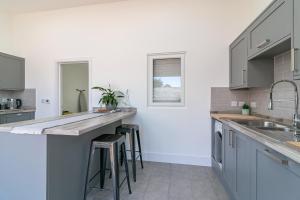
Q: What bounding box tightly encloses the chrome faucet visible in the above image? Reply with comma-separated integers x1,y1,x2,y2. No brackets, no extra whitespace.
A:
268,80,300,128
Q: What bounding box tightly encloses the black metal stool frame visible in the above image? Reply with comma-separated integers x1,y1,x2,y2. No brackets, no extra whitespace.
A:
116,124,144,182
84,134,131,200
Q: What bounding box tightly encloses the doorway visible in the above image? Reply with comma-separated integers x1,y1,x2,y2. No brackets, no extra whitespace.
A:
58,61,91,115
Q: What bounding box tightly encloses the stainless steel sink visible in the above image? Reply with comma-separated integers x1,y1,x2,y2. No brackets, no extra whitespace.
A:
232,119,300,142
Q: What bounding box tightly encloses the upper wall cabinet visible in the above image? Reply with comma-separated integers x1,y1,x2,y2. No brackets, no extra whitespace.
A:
0,52,25,90
230,34,274,89
230,34,247,88
293,0,300,79
229,0,297,89
248,0,292,59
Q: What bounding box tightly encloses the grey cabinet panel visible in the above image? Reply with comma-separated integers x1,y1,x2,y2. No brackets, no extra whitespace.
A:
218,122,300,200
223,127,251,200
293,0,300,79
0,52,25,90
229,34,274,89
235,133,251,200
230,35,247,88
223,125,236,193
0,112,35,124
248,0,292,58
254,143,300,200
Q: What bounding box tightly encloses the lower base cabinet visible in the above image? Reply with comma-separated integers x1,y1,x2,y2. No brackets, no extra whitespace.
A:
254,144,300,200
0,112,35,124
223,126,251,200
221,123,300,200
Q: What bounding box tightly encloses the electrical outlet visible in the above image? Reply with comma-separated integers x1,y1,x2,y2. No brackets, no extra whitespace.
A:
251,102,257,108
238,101,245,107
41,99,50,104
231,101,238,107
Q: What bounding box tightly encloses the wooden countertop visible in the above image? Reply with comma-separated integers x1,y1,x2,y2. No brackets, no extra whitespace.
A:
0,109,136,136
211,113,261,121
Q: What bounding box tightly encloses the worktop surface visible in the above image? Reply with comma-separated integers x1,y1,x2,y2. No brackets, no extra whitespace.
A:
0,108,136,136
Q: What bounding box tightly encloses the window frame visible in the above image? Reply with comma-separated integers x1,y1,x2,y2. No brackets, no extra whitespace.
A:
147,52,186,107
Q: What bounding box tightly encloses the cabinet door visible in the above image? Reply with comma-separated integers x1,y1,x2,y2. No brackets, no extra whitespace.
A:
0,52,25,90
230,35,247,88
254,144,300,200
0,115,5,124
4,112,34,124
248,0,292,58
235,132,251,200
223,126,236,192
293,0,300,79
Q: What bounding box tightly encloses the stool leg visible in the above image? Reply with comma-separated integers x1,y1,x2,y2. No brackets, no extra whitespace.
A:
120,132,126,167
122,142,132,194
110,142,120,200
100,148,108,189
129,129,137,182
84,143,95,200
136,130,144,169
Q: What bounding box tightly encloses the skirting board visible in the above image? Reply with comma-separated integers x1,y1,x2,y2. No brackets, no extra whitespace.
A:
142,152,211,166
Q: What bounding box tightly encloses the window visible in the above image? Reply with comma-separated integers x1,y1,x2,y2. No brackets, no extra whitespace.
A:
148,52,185,106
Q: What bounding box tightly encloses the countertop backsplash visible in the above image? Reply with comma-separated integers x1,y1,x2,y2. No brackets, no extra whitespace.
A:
211,51,300,120
0,89,36,110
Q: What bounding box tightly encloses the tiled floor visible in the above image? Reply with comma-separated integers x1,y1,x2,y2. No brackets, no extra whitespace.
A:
87,161,230,200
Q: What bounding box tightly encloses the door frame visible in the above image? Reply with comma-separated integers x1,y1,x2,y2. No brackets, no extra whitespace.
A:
57,58,93,115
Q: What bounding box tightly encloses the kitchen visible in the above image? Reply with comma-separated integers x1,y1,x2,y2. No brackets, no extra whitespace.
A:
0,0,298,200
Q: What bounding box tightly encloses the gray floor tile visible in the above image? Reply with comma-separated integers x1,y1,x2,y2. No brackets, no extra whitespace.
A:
87,161,229,200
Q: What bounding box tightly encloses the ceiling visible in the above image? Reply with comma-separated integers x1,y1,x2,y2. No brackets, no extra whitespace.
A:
0,0,127,14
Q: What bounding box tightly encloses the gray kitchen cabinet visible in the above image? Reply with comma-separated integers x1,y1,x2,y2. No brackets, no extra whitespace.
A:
235,132,251,200
293,0,300,79
230,34,247,88
253,142,300,200
248,0,292,59
223,125,236,193
0,112,35,124
223,126,251,200
230,34,274,89
0,52,25,90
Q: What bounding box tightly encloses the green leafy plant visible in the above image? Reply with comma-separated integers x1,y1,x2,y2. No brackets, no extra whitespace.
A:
92,86,124,109
242,103,250,110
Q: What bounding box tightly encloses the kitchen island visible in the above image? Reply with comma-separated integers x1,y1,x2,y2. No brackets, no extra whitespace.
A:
0,109,136,200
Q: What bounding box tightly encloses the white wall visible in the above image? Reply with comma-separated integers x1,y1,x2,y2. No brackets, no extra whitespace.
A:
0,12,13,53
10,0,272,165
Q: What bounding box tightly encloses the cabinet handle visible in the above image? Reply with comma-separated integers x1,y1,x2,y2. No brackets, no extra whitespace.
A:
16,113,23,116
229,130,234,148
263,149,288,166
256,39,271,49
242,69,246,84
291,48,298,72
228,131,232,147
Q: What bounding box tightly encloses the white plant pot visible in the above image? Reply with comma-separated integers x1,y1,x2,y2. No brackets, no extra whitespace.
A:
242,109,250,115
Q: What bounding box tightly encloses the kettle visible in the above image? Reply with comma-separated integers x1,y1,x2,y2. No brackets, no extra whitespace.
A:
7,99,22,110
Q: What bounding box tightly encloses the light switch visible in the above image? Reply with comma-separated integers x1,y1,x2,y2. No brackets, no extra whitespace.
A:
41,99,50,104
250,102,257,108
231,101,238,107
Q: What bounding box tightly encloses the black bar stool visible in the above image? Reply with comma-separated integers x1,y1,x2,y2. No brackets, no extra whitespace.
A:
84,134,132,200
116,124,143,182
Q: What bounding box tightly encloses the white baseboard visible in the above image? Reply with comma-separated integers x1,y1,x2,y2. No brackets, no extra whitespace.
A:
142,152,211,166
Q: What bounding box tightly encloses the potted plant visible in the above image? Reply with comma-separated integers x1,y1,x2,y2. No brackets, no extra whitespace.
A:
242,103,250,115
92,86,124,111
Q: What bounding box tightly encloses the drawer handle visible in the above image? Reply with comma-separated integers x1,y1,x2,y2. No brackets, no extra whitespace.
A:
256,39,271,49
16,113,23,116
264,149,288,166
